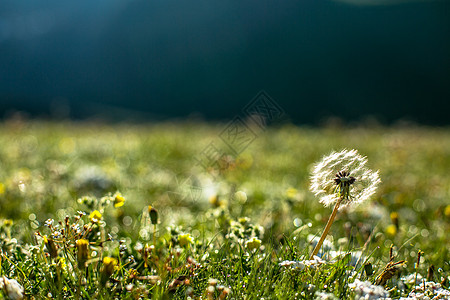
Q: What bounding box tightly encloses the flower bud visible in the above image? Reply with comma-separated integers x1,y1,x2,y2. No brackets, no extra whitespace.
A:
43,236,58,259
101,257,118,285
76,239,89,269
148,206,158,225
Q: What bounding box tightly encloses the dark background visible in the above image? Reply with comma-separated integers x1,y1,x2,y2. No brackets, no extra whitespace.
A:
1,0,449,125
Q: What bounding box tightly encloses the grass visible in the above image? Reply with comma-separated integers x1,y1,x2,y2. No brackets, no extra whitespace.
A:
0,120,449,299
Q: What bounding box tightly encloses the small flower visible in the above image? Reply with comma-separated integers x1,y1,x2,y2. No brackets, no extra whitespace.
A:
113,192,125,208
444,204,450,218
1,276,24,300
310,149,380,209
349,279,390,300
385,224,397,238
89,210,102,223
279,256,325,271
286,187,298,199
178,233,193,247
3,219,13,227
44,219,54,227
245,237,261,251
315,291,338,300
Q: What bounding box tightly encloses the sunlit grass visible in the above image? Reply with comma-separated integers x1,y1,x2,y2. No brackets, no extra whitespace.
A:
0,120,449,299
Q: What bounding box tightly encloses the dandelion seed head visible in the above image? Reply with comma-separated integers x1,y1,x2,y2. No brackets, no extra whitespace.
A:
310,149,380,209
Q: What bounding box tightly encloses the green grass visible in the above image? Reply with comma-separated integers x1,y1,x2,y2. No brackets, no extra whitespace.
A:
0,120,449,299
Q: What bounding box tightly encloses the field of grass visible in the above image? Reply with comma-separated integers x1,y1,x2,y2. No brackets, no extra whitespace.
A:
0,120,449,299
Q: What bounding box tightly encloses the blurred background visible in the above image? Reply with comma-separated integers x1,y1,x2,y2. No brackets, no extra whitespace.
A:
0,0,449,125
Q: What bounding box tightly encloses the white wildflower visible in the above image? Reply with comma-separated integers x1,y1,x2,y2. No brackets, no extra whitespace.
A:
279,260,306,270
315,291,338,300
401,273,424,285
349,279,390,300
400,281,450,300
1,276,24,300
310,149,380,209
279,256,325,271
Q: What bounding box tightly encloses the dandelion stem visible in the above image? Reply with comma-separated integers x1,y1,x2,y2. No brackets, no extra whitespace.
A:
310,199,341,259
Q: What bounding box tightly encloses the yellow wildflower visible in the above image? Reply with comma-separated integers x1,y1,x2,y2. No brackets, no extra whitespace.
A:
113,192,125,208
445,205,450,218
178,233,193,247
89,210,102,223
3,220,13,227
286,188,298,199
386,225,397,238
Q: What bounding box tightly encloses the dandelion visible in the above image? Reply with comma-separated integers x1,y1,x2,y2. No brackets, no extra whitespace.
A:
1,276,24,300
89,210,102,223
309,149,380,259
113,192,126,208
310,149,380,209
178,233,193,247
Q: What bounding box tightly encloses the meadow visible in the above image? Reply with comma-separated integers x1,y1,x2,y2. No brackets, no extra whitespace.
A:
0,120,449,299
